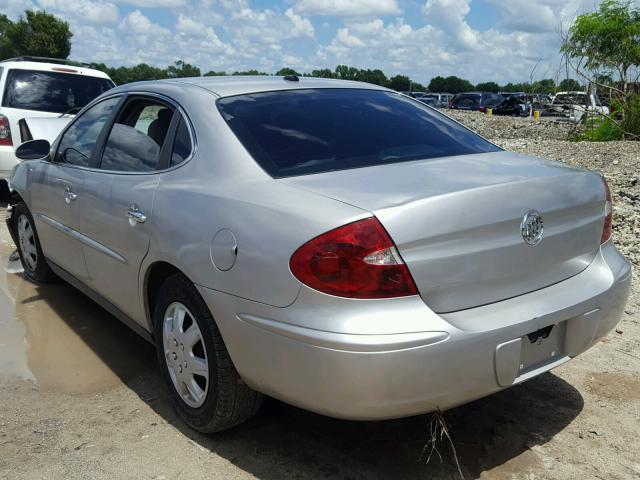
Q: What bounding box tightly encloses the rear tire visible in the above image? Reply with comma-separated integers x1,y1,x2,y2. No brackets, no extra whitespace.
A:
13,203,54,282
153,273,262,433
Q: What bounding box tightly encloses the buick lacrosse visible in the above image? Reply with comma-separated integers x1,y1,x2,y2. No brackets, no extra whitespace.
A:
7,76,631,432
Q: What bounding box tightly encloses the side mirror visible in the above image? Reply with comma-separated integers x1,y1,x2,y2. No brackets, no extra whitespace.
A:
15,139,51,160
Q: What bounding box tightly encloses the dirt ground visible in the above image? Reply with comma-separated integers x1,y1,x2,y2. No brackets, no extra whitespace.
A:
1,122,639,479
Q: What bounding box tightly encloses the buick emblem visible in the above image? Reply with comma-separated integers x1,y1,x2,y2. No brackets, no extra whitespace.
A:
521,210,543,245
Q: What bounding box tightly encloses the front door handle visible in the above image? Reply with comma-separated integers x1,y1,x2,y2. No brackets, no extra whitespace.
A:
64,187,77,203
126,205,147,225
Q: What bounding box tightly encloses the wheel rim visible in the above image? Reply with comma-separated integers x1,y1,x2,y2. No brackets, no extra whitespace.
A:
162,302,209,408
17,214,38,272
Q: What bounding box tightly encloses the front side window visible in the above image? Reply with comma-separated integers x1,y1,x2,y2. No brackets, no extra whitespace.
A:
100,99,174,172
218,89,500,177
55,96,120,166
2,69,114,114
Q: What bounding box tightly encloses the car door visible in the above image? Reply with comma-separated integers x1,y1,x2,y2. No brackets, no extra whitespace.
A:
78,95,181,324
28,95,122,280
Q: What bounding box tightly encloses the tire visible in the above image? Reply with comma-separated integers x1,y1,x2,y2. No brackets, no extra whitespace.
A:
13,202,54,282
153,273,262,433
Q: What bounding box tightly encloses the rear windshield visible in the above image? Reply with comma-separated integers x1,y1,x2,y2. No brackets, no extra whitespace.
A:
218,89,500,177
2,69,114,114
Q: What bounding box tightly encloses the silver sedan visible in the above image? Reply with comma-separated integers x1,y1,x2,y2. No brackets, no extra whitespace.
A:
7,76,631,432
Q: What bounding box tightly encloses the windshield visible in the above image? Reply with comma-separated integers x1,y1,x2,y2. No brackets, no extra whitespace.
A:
218,89,500,177
2,69,115,113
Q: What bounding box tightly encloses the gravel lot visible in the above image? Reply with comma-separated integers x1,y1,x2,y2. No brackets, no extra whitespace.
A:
0,111,638,480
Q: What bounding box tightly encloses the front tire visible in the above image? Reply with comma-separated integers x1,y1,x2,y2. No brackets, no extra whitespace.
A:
13,203,53,282
153,274,262,432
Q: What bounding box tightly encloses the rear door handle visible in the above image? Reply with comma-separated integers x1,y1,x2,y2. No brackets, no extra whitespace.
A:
64,187,77,203
126,206,147,225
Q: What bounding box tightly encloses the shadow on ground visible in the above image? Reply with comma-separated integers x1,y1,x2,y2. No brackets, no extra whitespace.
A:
11,272,584,479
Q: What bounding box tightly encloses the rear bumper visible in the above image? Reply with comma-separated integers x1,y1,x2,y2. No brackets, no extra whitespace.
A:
198,241,631,420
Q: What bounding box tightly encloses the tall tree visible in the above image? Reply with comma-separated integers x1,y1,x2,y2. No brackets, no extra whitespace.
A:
389,74,411,91
561,0,640,91
475,81,500,92
428,75,474,93
166,60,200,78
307,68,335,79
558,78,583,91
276,67,301,76
2,10,72,59
358,69,389,87
0,14,12,59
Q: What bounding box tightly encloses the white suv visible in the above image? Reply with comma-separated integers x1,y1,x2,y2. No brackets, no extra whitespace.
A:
0,57,114,182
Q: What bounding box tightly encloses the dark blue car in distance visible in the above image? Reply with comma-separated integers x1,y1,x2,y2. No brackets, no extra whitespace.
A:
450,92,504,112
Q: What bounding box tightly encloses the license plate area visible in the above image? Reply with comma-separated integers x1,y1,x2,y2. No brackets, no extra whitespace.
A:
519,322,566,374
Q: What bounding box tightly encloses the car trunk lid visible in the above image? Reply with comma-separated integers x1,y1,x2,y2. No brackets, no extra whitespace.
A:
281,151,605,313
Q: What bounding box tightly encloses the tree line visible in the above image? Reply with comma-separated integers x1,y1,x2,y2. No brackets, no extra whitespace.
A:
88,62,585,94
2,9,585,95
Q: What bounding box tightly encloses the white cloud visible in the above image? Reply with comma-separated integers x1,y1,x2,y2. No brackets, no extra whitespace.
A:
176,14,207,36
294,0,401,17
36,0,119,24
119,10,170,35
285,8,315,38
112,0,186,7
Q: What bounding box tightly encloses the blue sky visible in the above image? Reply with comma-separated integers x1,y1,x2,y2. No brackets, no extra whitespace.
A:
3,0,623,84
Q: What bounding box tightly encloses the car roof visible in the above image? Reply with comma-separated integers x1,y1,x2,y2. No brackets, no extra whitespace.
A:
0,60,111,80
115,76,388,98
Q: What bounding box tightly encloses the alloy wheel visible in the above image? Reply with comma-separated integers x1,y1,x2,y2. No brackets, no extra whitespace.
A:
162,302,210,408
17,214,38,272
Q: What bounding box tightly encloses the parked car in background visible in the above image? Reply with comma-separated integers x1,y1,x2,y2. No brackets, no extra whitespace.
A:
450,92,504,112
548,91,609,121
493,94,529,116
0,56,115,183
7,76,630,433
414,96,440,108
420,93,452,108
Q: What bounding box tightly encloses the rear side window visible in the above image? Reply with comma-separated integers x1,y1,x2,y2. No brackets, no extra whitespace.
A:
218,89,500,177
2,69,114,114
170,117,192,167
100,99,174,172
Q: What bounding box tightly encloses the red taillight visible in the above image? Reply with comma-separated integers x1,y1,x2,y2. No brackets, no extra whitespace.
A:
0,115,12,146
290,217,418,299
601,177,612,244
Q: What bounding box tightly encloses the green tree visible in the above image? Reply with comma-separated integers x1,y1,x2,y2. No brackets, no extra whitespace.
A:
2,10,72,59
232,69,268,75
389,74,411,91
561,0,640,91
475,81,500,92
307,68,335,79
0,14,12,59
559,78,583,91
276,67,301,76
166,60,200,78
532,78,555,92
334,65,361,81
358,69,389,87
204,70,227,76
428,75,473,93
